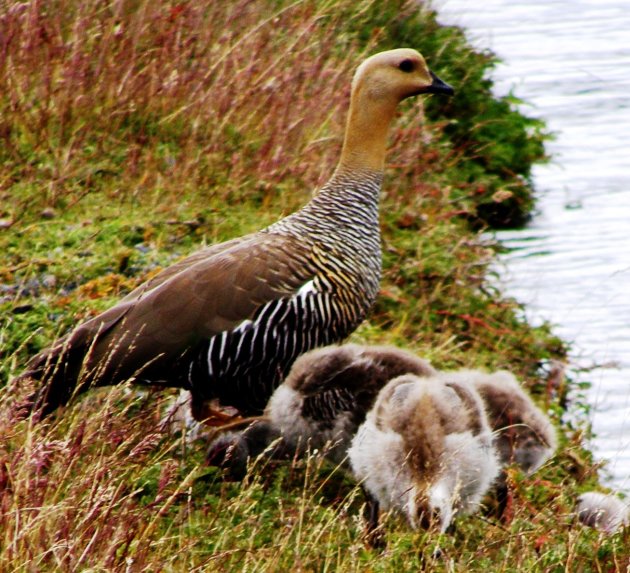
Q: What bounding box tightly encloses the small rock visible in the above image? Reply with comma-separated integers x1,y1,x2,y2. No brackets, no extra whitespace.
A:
41,274,57,289
0,218,14,229
135,244,150,254
491,189,514,203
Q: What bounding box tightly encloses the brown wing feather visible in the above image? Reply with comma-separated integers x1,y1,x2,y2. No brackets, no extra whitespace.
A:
88,232,312,377
120,236,248,303
23,232,314,412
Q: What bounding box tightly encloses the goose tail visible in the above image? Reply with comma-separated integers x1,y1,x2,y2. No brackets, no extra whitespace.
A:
15,332,95,420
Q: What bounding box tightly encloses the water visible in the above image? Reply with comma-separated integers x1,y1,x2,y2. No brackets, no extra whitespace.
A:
436,0,630,492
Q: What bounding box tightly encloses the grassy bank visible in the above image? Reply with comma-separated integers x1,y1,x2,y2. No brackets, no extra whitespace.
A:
1,0,626,570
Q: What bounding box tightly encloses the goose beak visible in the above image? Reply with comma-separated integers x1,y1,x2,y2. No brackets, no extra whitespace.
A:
426,70,454,96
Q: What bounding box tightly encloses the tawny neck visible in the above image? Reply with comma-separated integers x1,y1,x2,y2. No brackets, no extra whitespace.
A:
336,88,400,174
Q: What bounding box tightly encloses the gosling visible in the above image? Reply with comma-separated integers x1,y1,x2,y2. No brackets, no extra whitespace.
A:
206,344,436,477
348,373,500,540
444,369,557,519
576,491,629,534
464,370,557,473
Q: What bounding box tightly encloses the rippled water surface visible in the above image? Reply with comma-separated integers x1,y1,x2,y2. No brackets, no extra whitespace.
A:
437,0,630,491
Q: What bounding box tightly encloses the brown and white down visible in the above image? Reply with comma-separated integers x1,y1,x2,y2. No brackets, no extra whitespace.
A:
263,362,556,480
453,369,557,473
266,344,438,464
206,344,436,478
439,369,557,519
576,491,629,534
348,373,501,537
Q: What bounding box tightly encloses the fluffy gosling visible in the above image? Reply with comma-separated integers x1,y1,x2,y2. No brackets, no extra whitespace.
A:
206,344,436,477
348,373,500,542
444,369,557,519
576,491,629,534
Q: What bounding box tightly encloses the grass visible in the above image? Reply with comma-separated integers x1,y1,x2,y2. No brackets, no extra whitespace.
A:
1,0,628,570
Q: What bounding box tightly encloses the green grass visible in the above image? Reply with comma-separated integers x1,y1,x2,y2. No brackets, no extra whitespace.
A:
1,0,627,570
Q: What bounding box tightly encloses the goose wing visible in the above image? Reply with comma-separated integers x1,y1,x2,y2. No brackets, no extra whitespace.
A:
120,235,247,303
25,232,315,388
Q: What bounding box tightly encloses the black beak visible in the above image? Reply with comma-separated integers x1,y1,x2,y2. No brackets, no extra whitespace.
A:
426,70,454,96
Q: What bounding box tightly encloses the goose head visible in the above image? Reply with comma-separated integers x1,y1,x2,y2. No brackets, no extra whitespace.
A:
339,48,453,173
352,48,454,102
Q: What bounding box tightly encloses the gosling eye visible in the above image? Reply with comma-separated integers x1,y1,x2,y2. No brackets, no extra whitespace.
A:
398,59,415,73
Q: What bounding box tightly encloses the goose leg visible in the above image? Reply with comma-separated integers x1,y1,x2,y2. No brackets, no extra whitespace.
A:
206,420,287,480
494,475,513,523
362,487,386,549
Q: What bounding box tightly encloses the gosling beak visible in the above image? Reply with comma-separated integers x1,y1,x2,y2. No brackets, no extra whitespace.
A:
426,70,454,96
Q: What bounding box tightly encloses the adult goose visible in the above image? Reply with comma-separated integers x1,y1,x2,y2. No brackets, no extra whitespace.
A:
18,49,454,419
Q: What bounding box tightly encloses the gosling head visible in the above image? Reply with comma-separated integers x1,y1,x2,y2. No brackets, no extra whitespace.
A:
352,48,454,103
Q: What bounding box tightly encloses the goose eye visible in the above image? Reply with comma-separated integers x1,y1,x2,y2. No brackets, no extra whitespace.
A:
398,59,415,73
